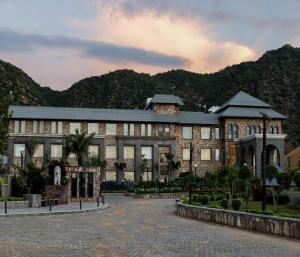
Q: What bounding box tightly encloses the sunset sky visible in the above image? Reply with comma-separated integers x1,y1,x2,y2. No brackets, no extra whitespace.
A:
0,0,299,90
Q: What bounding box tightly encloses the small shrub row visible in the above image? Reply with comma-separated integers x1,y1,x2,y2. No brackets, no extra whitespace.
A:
287,203,300,210
245,209,274,216
192,194,209,205
0,197,24,202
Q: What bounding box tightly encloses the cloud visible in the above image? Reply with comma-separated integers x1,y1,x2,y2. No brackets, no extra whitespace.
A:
0,27,186,67
69,2,256,73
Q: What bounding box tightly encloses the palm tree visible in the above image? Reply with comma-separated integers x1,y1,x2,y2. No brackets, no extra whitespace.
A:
165,153,181,181
114,162,127,183
25,138,38,166
64,129,94,166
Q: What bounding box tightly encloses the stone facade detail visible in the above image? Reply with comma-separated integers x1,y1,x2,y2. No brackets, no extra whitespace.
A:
176,203,300,240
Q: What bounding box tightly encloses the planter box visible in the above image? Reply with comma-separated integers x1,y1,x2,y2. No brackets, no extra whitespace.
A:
45,185,68,204
176,203,300,240
23,194,41,207
0,200,29,209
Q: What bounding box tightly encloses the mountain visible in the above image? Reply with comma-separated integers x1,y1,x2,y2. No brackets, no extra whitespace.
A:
1,44,300,150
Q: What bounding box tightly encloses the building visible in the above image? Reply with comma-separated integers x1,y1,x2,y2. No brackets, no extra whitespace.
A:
6,91,286,190
285,146,300,170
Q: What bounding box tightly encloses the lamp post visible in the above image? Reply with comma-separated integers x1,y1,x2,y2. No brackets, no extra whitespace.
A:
260,112,270,211
188,142,193,204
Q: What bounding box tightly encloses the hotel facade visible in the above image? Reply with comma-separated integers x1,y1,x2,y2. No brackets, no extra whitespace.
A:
7,91,286,185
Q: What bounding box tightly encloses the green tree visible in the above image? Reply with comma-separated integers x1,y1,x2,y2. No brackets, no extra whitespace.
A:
205,170,218,203
0,96,12,168
139,156,148,181
25,138,38,164
64,129,94,166
238,165,253,208
266,165,279,207
99,160,107,183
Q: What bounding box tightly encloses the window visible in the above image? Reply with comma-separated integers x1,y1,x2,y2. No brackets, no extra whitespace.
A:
147,124,152,136
88,145,99,157
88,123,99,135
124,146,134,159
14,144,25,157
215,149,220,161
182,148,190,160
215,128,220,140
51,145,62,158
252,125,256,134
20,121,26,133
141,124,152,136
274,126,279,134
124,123,129,136
32,121,38,134
268,126,274,134
201,127,211,139
106,123,116,136
246,126,251,136
182,126,193,139
129,124,134,136
201,149,211,161
33,144,44,158
14,120,20,133
141,146,152,159
51,121,56,134
39,121,44,134
70,122,81,134
159,124,170,136
106,145,117,159
141,124,146,136
228,124,238,139
256,125,261,134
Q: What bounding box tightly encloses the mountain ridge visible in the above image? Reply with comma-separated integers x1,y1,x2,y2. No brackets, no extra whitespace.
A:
1,44,300,149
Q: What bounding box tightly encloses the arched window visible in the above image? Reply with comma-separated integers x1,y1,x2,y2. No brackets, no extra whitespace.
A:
268,126,274,134
232,125,238,139
256,125,261,134
273,126,279,134
227,125,233,139
246,126,251,137
252,125,256,134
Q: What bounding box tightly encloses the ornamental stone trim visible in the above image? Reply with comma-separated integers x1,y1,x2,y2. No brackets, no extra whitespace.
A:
176,203,300,239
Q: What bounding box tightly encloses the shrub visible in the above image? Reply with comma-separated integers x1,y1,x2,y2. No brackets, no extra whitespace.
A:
231,199,242,211
192,194,199,202
207,203,221,209
276,172,291,190
220,199,229,209
199,195,209,205
293,172,300,190
246,209,274,216
287,203,300,210
277,194,290,205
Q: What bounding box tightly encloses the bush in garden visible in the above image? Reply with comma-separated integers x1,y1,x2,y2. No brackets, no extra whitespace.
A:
276,172,291,190
277,194,290,205
287,203,300,210
199,195,209,205
231,199,242,211
293,171,300,190
220,199,229,209
192,194,199,202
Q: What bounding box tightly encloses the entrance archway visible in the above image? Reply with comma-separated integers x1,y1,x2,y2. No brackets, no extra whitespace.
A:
266,145,280,167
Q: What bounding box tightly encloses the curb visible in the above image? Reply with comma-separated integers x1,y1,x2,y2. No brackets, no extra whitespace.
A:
0,204,110,217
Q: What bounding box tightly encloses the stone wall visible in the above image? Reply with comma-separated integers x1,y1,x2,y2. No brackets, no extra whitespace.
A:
176,203,300,239
0,200,29,209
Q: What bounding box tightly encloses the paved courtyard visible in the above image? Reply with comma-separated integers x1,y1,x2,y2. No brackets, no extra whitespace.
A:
0,193,299,257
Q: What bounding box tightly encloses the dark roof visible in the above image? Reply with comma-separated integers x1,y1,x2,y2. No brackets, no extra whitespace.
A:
9,106,219,125
217,107,286,119
149,94,184,106
216,91,270,113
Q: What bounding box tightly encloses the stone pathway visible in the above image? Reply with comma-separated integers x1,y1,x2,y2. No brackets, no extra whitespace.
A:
0,193,299,257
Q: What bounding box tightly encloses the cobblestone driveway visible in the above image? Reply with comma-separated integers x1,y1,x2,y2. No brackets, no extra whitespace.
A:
0,193,299,257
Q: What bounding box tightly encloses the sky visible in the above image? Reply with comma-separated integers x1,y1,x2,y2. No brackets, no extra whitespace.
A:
0,0,300,90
